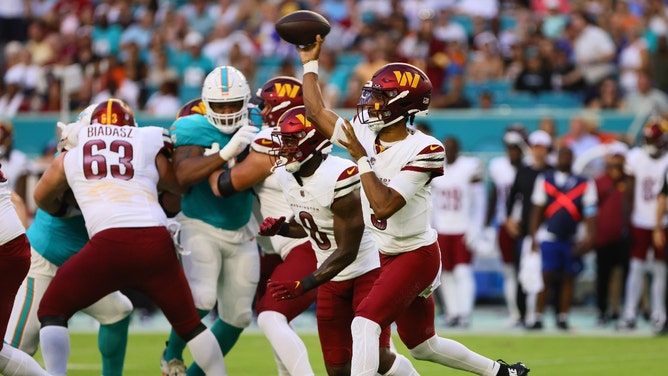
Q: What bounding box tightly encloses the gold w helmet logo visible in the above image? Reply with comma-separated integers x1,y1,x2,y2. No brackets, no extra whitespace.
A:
274,83,300,98
393,71,421,88
295,113,312,128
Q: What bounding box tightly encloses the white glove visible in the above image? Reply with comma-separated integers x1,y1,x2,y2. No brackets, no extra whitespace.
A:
518,237,544,293
218,125,259,161
464,227,481,251
204,142,221,156
57,120,86,152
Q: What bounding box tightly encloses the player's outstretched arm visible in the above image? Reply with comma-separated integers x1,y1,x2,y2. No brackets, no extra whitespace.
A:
172,145,226,188
34,153,71,216
209,150,274,197
298,35,338,140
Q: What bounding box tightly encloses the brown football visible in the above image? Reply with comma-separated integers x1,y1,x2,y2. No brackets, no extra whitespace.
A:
275,10,331,46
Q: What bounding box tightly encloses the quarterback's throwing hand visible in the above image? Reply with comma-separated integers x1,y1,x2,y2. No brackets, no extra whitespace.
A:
267,279,305,301
218,125,259,161
259,216,286,236
338,119,366,161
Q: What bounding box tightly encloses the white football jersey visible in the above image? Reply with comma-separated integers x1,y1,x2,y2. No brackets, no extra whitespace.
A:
0,178,24,245
431,155,483,234
274,155,379,281
63,125,169,237
251,127,310,258
331,116,444,255
488,155,517,224
625,147,668,229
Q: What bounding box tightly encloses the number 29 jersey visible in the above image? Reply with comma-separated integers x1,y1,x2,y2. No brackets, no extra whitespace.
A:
63,125,169,237
274,155,379,281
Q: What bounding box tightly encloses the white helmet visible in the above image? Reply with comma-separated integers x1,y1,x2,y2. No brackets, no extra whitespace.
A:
201,66,251,134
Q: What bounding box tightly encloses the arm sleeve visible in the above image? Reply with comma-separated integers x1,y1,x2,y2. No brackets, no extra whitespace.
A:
388,170,431,202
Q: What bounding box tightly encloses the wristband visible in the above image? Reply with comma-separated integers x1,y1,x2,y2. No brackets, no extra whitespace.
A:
357,156,373,175
303,60,319,75
299,274,319,292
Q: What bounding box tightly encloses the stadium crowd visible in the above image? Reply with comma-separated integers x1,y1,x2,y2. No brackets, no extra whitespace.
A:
0,0,668,116
2,1,668,375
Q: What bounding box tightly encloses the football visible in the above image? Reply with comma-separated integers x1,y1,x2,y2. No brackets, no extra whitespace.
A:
275,10,331,46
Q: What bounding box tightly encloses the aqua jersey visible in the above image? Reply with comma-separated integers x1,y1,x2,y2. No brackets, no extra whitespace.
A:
26,209,88,267
169,114,253,229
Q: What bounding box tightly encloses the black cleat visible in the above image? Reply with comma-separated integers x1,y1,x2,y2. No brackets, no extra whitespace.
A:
498,359,530,376
556,320,569,331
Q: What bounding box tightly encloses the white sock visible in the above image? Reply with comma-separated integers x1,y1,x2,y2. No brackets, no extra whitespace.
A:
272,349,291,376
525,292,537,325
382,353,419,376
409,335,498,376
651,261,667,325
351,316,381,376
440,272,458,320
623,258,644,320
454,264,475,319
187,329,227,375
502,264,520,320
257,311,314,376
0,345,50,376
39,325,70,376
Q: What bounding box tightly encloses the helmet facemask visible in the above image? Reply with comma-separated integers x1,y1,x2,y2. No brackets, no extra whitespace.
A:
201,66,251,134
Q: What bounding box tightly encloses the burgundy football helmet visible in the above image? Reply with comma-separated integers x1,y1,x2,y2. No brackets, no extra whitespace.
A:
271,105,331,173
90,98,136,126
256,76,304,127
176,98,206,119
357,62,432,132
642,116,668,157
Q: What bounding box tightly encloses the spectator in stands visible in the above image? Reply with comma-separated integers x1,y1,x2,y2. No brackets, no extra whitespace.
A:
551,40,586,94
479,90,495,109
397,12,448,93
610,0,642,35
514,46,553,94
650,35,668,93
175,31,214,91
587,77,626,110
540,0,569,39
466,31,505,83
145,79,180,117
119,8,155,51
593,143,630,326
625,70,668,117
145,49,178,91
352,34,391,85
432,71,472,109
91,12,123,58
433,5,468,47
570,10,617,93
618,25,650,95
179,0,217,38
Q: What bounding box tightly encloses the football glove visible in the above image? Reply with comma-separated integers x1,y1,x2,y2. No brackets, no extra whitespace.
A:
57,120,86,152
259,216,286,236
218,125,258,161
267,279,305,301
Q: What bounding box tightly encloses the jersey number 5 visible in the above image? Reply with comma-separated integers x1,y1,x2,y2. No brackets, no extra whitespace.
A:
83,139,135,180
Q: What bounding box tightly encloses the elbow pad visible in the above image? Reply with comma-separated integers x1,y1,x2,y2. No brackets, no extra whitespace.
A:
216,170,239,197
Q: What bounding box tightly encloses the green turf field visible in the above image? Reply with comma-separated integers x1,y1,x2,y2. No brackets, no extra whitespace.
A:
34,331,668,375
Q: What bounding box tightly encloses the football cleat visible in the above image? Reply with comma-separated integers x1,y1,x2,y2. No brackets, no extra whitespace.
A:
498,359,530,376
616,318,636,331
160,348,186,376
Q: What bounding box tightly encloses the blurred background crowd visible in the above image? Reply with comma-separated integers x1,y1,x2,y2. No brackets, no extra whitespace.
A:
0,0,667,117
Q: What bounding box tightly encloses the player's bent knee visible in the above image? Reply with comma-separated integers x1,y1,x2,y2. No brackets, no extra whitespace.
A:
222,309,253,328
87,293,134,325
256,311,286,332
409,335,437,361
193,293,217,312
39,315,68,328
